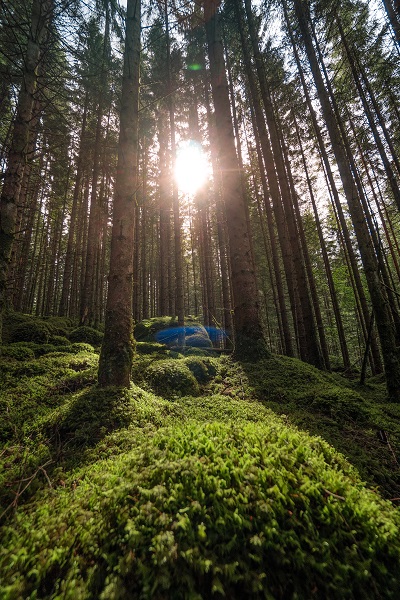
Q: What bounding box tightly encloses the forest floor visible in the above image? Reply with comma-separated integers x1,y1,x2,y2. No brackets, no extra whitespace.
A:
0,315,400,598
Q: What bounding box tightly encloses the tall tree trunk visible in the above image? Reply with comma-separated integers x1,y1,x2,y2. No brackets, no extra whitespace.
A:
59,92,89,316
283,0,382,373
98,0,141,387
248,101,294,357
203,0,267,360
234,0,300,357
277,114,330,368
203,81,233,343
165,0,184,333
336,17,400,210
293,113,351,370
381,0,400,44
244,0,323,367
158,110,171,316
80,6,110,326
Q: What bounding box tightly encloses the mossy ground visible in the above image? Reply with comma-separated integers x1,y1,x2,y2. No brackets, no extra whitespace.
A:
0,322,400,598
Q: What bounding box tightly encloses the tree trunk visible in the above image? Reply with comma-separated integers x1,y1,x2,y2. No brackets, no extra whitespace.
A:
165,0,184,334
98,0,141,387
59,92,89,316
244,0,323,367
203,0,267,360
158,109,171,316
293,113,351,370
283,0,382,374
80,6,110,326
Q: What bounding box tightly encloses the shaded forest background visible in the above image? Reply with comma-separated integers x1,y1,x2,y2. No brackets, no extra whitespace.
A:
1,0,400,392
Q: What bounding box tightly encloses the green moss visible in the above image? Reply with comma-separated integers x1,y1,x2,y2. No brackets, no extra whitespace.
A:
43,316,75,336
71,342,95,353
145,359,200,398
295,386,369,423
69,326,104,346
44,386,147,449
185,325,213,349
0,351,99,442
2,311,34,343
136,341,169,355
1,421,399,599
183,356,217,383
9,320,51,344
135,316,177,342
1,341,400,597
0,344,35,361
49,335,71,347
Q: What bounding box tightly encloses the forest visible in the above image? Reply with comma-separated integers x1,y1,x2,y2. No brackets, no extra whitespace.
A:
1,0,400,597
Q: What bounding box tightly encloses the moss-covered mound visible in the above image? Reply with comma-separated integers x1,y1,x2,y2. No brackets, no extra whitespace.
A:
1,421,399,599
9,319,52,344
0,349,98,442
183,356,217,383
145,359,200,398
68,326,103,346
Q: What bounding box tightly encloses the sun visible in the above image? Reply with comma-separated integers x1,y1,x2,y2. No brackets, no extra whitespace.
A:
175,140,209,196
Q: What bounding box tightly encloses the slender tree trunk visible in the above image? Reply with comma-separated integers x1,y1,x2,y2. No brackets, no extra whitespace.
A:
158,110,171,316
294,113,351,370
10,96,42,309
59,92,89,316
283,0,382,373
381,0,400,44
98,0,141,387
248,102,294,356
278,116,330,368
203,81,233,343
165,0,184,332
337,17,400,210
244,0,323,367
80,6,110,326
204,0,267,359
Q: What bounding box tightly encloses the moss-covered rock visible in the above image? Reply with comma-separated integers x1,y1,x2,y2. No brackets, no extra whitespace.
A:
184,324,213,348
1,421,399,599
136,341,169,355
68,326,103,346
134,316,177,342
145,359,200,398
9,320,51,344
184,356,217,383
70,342,95,354
49,335,71,347
43,316,75,335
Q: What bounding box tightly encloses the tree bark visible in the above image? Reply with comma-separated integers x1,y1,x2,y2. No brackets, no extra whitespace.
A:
203,0,267,360
98,0,141,387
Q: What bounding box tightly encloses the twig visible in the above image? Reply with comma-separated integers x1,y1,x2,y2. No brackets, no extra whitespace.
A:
0,459,53,522
323,488,345,501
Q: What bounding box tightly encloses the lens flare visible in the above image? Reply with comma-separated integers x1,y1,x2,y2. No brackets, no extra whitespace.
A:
175,140,209,195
